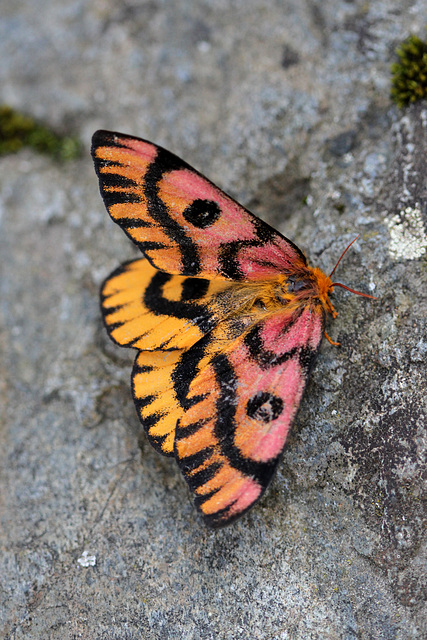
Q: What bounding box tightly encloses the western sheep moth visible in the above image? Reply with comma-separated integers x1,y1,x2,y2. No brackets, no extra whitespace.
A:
92,130,374,528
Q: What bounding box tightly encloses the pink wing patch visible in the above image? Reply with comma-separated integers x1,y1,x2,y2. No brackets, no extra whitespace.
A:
231,307,324,463
157,167,307,279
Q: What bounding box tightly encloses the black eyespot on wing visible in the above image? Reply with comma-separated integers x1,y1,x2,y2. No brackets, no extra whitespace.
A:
246,392,284,423
181,277,210,301
182,199,221,228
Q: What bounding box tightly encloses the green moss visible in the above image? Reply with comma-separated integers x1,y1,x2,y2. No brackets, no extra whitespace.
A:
0,105,82,160
391,32,427,108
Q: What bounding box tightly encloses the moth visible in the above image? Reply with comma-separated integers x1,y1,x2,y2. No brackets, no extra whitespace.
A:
92,130,374,528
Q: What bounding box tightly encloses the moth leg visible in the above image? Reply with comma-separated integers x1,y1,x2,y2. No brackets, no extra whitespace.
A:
324,330,340,347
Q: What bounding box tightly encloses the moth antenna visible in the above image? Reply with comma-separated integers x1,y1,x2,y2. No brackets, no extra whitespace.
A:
331,282,377,299
329,235,360,278
329,234,377,299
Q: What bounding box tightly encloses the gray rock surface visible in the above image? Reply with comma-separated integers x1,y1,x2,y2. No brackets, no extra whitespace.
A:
1,1,426,638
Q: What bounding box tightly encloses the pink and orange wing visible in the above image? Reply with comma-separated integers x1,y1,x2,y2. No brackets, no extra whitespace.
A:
173,305,326,527
92,130,307,281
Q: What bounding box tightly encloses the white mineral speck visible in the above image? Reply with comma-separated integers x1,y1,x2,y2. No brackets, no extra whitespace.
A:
77,550,97,567
385,204,427,260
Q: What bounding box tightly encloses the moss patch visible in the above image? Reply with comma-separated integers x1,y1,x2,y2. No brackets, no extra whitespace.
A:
0,105,82,160
391,32,427,108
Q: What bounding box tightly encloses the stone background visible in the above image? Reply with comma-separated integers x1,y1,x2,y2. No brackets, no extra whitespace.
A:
1,1,426,638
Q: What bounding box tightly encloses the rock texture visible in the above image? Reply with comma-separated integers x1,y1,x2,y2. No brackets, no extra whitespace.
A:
1,1,425,638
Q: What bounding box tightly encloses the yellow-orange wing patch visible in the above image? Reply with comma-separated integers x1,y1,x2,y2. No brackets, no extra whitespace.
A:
132,349,184,456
